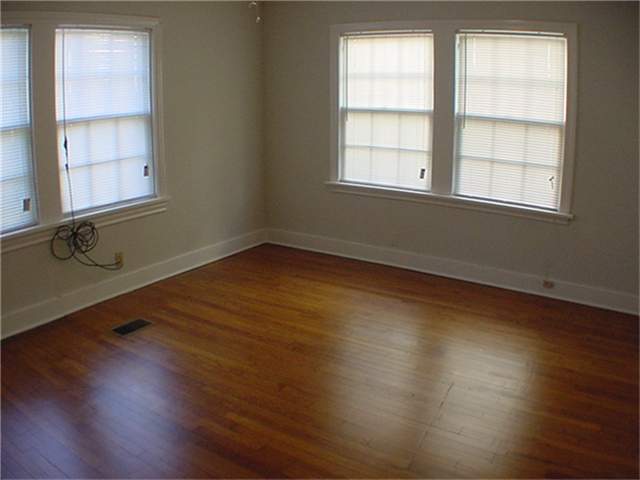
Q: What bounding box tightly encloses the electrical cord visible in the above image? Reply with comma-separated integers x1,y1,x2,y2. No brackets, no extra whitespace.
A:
50,28,122,271
50,221,122,270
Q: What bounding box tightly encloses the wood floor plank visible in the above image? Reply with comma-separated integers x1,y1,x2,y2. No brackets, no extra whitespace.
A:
2,244,637,478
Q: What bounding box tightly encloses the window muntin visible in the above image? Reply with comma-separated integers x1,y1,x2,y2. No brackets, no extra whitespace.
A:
340,32,434,190
454,32,567,210
1,27,37,233
55,28,154,214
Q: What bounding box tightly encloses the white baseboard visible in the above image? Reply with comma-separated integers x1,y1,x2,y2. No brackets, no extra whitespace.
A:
267,228,639,315
1,229,268,339
4,226,636,339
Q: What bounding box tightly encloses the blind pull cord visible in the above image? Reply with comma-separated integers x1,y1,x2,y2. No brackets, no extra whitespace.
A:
462,34,468,129
344,36,349,123
50,28,122,271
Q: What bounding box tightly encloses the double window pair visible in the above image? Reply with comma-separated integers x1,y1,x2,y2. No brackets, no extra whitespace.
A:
331,21,576,220
1,14,163,236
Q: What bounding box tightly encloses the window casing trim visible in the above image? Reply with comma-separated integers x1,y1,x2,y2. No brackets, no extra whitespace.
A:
329,19,577,219
1,12,167,242
325,181,573,224
1,195,170,253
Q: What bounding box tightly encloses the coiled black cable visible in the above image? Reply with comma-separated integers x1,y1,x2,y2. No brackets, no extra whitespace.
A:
50,220,121,270
50,28,122,271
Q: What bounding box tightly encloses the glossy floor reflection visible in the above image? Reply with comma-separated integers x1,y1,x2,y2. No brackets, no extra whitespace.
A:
2,244,638,478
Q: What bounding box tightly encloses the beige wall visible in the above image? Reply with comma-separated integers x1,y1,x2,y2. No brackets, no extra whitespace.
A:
2,2,638,334
1,2,265,318
263,2,639,295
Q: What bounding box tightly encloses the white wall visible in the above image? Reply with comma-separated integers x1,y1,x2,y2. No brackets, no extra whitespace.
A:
1,2,265,335
263,2,639,299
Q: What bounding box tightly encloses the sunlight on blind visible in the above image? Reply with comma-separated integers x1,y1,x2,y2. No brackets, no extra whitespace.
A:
342,33,433,190
454,33,567,210
1,28,36,233
56,28,154,213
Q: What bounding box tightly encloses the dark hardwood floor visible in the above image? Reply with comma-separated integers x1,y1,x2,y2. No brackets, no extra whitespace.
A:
2,244,638,478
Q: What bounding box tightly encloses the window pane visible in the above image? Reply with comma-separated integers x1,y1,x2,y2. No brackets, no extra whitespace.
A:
454,33,566,210
56,28,154,213
341,33,433,190
1,27,36,233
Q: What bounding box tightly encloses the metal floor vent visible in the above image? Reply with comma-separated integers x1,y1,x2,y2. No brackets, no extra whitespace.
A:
113,319,152,336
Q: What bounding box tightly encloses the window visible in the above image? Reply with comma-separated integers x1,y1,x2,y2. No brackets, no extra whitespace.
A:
0,12,165,244
341,32,433,190
56,28,154,213
1,27,37,233
454,32,566,210
330,21,576,222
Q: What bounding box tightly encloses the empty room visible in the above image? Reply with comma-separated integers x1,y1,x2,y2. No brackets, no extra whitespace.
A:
0,1,638,478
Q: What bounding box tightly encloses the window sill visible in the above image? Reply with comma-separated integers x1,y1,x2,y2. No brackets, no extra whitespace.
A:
325,181,573,224
1,196,170,253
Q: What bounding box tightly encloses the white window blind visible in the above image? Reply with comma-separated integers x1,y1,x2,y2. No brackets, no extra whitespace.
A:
454,32,567,210
56,28,154,213
341,33,433,190
1,27,36,233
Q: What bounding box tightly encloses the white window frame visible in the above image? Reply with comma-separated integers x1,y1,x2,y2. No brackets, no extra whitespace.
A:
328,20,577,224
1,12,168,252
